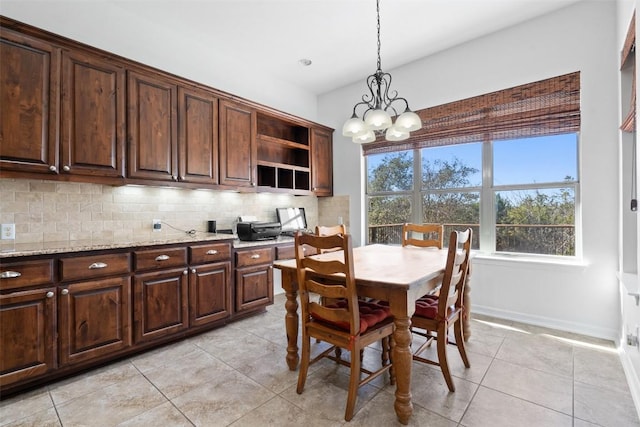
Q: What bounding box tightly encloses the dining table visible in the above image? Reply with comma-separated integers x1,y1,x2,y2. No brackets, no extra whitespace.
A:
273,243,473,425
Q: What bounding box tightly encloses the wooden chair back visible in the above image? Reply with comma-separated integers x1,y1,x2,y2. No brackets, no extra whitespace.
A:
315,224,347,254
402,223,444,249
295,232,359,335
438,228,472,316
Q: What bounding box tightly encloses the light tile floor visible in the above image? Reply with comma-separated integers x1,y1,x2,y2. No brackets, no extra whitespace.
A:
1,294,639,426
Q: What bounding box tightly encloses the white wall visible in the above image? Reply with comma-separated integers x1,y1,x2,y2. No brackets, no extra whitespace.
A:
319,0,620,339
0,1,318,121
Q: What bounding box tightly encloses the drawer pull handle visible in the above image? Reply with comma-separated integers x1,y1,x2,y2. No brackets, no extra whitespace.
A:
89,262,108,269
0,271,21,279
46,291,54,298
206,249,219,255
155,255,170,261
61,289,69,295
251,254,260,259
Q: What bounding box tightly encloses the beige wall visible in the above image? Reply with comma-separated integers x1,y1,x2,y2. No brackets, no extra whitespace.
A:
0,179,352,250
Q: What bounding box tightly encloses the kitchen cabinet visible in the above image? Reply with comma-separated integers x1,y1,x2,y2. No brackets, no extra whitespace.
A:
188,242,232,326
57,252,132,366
61,49,126,180
0,28,60,176
0,287,57,388
234,246,273,313
133,247,188,343
219,99,257,188
310,127,333,196
127,70,179,182
178,86,219,185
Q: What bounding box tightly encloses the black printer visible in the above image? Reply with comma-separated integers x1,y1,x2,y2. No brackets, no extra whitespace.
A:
236,221,282,241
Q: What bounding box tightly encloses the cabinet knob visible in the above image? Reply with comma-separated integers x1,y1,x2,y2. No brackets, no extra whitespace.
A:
89,262,108,269
155,255,170,261
46,291,54,298
61,289,69,295
206,249,218,255
49,165,57,172
172,175,178,181
63,165,70,172
0,271,21,279
250,254,260,259
251,182,256,186
191,268,196,274
183,270,188,275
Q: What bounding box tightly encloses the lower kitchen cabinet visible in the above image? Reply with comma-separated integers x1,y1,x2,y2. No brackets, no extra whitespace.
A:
234,247,274,313
189,262,231,327
58,277,132,366
133,267,189,344
0,287,57,388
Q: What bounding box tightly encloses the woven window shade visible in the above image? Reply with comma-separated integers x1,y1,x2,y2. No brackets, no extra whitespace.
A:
621,11,635,133
362,72,581,156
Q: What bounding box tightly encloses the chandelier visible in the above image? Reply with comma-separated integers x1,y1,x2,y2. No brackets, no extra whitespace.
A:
342,0,422,143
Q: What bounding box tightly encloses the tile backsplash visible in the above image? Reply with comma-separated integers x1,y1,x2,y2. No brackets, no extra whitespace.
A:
0,179,353,248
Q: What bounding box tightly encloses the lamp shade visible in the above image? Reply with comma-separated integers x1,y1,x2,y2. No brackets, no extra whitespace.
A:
342,116,368,137
395,110,422,132
353,129,376,144
364,109,392,131
385,125,409,141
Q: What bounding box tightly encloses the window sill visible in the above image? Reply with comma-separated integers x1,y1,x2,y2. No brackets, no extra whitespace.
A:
472,252,588,270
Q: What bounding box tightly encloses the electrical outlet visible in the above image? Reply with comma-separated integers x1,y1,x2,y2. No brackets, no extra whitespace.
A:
152,219,162,232
1,223,15,240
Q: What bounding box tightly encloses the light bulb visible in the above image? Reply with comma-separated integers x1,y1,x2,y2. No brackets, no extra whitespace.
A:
342,116,368,137
364,109,392,131
395,110,422,132
352,130,376,144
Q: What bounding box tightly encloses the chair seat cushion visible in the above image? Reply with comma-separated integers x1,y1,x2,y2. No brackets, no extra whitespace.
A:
414,294,442,319
313,300,392,334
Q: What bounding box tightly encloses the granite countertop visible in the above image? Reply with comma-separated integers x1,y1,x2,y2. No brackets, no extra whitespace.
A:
0,234,295,259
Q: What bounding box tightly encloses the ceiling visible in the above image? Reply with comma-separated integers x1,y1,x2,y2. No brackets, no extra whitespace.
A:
105,0,584,95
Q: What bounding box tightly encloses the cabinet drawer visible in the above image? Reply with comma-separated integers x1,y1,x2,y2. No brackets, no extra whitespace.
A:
0,259,54,291
134,247,187,271
59,253,131,282
190,242,231,265
275,244,317,260
235,247,274,268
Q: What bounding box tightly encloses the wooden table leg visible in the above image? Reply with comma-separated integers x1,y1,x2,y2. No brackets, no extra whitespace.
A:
282,269,299,370
392,316,413,425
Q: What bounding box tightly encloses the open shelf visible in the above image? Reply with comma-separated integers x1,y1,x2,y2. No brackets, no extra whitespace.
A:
257,161,311,192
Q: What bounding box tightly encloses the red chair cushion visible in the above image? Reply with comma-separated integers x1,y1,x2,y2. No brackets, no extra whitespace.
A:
312,300,392,333
414,294,440,319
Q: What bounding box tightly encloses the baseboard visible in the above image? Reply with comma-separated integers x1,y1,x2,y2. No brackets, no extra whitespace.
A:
471,304,618,341
618,344,640,422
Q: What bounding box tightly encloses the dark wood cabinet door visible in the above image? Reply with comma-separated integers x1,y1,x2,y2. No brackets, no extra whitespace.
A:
127,71,178,182
0,28,60,176
178,87,219,185
0,288,56,387
235,264,273,313
61,50,125,180
189,261,231,327
58,277,132,366
219,99,256,188
134,268,188,343
310,127,333,196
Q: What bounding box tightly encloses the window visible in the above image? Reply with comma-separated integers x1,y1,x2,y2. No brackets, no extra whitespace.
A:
364,72,580,257
366,133,578,256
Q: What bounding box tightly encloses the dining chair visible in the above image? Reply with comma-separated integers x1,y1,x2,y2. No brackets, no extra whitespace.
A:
411,228,472,392
401,223,444,249
315,224,346,249
294,232,395,421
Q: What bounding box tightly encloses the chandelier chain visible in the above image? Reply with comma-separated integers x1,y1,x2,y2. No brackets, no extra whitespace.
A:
376,0,381,72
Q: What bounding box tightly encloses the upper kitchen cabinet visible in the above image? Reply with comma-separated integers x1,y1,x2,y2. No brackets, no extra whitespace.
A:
0,28,60,176
127,70,179,183
219,99,257,188
310,127,333,196
61,50,126,179
178,87,219,186
256,112,311,194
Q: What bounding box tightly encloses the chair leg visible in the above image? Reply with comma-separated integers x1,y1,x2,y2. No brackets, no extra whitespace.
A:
454,318,471,368
345,347,361,421
297,331,311,394
438,323,455,392
387,336,396,385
